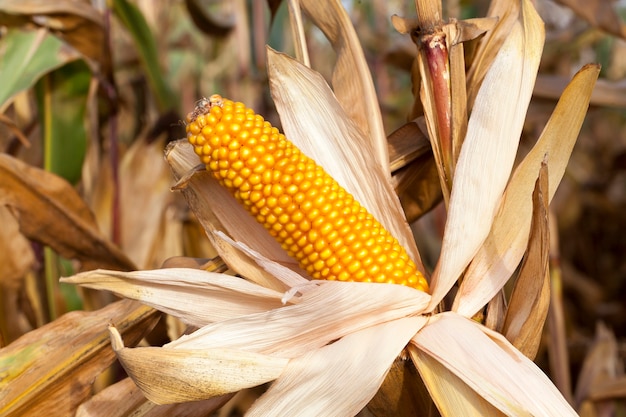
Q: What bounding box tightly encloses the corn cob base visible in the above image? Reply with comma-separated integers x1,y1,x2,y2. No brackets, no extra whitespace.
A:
186,94,428,292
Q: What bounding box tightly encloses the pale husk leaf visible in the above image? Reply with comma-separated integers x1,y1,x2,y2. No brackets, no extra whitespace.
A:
108,326,288,404
267,48,424,270
411,312,577,416
60,268,291,327
166,281,430,358
247,317,428,417
453,63,600,317
429,0,545,307
501,162,550,360
76,377,232,417
166,140,300,291
299,0,389,170
408,344,506,416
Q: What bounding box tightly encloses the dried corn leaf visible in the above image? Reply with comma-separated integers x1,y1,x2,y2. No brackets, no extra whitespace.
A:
0,300,158,416
409,344,505,416
109,326,288,404
0,206,34,288
0,153,136,272
411,312,577,416
501,162,550,360
76,377,233,417
267,48,425,273
453,64,600,317
299,0,388,169
246,318,427,417
61,268,292,327
428,0,544,308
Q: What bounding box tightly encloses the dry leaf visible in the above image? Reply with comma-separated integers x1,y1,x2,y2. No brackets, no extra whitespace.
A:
0,154,136,272
501,161,550,360
0,205,35,288
429,0,545,308
76,377,233,417
0,300,158,416
453,63,600,317
298,0,388,168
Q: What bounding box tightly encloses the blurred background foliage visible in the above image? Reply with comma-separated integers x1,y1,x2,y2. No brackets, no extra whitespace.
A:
1,0,626,415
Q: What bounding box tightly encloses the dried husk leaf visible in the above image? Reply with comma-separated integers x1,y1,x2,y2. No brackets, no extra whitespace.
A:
429,0,545,308
165,281,429,358
465,0,521,106
76,377,233,417
501,162,550,360
409,344,505,416
411,312,577,416
61,268,292,327
298,0,388,169
266,48,425,273
0,153,136,272
109,326,288,404
453,64,600,317
0,300,158,416
166,140,300,292
246,317,428,417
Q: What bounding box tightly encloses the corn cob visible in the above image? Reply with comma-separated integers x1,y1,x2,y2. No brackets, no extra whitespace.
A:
186,94,428,292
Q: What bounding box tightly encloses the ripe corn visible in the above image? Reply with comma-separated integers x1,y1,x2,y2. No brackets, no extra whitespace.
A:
186,94,428,292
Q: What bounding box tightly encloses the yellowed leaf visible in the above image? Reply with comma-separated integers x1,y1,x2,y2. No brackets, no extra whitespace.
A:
0,300,158,416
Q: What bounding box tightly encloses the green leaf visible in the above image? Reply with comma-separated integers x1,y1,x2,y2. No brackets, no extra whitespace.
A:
0,28,80,109
112,0,177,112
35,60,90,184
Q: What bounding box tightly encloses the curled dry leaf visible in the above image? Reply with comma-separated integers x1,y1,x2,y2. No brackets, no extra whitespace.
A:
501,161,550,360
0,300,158,417
0,153,136,272
108,326,289,404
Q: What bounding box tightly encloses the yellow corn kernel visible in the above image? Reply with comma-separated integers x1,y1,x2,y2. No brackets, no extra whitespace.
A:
186,94,428,292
